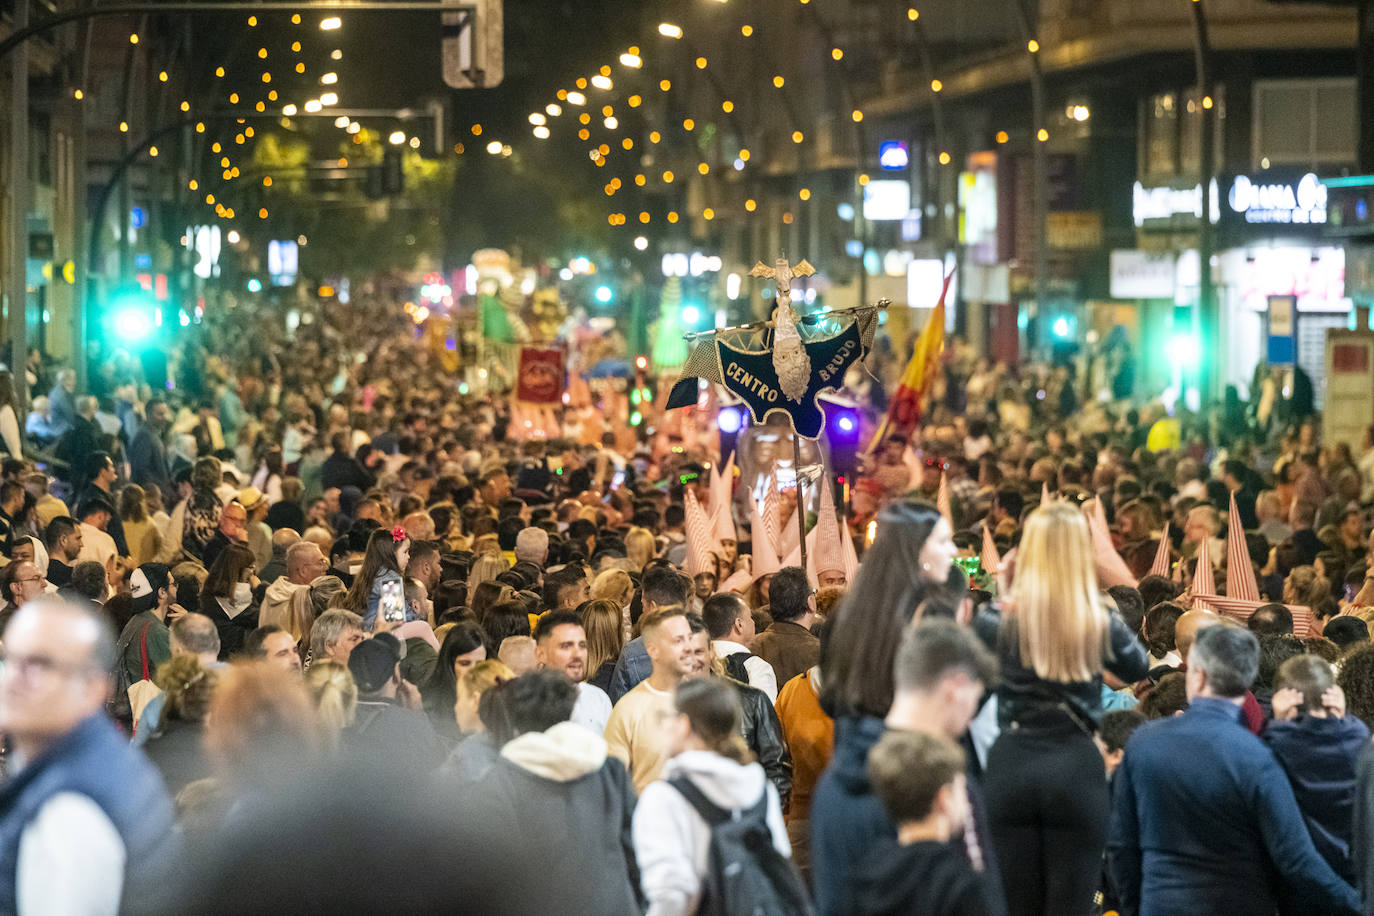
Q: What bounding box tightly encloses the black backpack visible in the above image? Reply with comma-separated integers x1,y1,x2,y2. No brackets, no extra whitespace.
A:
668,775,814,916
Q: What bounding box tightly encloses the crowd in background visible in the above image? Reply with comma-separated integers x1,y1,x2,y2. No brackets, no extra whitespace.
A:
3,300,1374,916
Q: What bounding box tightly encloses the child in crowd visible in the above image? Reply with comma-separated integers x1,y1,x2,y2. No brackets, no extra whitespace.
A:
1262,654,1371,882
1097,709,1146,778
855,730,1005,916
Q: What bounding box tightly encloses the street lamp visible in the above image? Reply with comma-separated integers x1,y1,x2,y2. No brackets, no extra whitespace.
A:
320,16,341,29
658,22,683,39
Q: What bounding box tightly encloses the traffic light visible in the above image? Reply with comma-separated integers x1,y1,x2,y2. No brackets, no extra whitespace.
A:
382,148,404,195
105,288,158,343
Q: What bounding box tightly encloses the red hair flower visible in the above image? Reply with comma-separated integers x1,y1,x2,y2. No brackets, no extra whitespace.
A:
391,525,407,543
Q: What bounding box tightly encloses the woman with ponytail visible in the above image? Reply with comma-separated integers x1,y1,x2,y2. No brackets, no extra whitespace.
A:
632,677,794,916
305,660,357,754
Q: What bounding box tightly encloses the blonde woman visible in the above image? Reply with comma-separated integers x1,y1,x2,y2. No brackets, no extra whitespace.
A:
579,598,625,694
624,526,657,572
982,502,1149,916
466,553,508,596
305,661,357,753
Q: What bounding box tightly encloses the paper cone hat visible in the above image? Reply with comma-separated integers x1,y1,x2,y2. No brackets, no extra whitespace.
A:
719,569,753,594
937,471,952,524
981,525,1001,576
762,466,784,556
839,518,860,583
1226,493,1260,602
684,490,714,577
1088,498,1136,588
1193,533,1216,599
812,477,846,577
1149,522,1172,578
749,493,783,580
710,452,735,514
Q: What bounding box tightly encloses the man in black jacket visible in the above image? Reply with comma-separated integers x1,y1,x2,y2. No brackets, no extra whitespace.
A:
684,612,793,807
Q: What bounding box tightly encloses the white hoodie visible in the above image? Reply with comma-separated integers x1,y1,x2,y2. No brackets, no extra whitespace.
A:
632,750,790,916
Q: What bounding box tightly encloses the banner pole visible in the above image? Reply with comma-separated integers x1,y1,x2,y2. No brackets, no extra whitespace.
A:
794,430,808,574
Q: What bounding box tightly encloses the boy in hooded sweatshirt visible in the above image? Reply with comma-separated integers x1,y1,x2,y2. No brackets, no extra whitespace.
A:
856,729,1002,916
1262,653,1371,882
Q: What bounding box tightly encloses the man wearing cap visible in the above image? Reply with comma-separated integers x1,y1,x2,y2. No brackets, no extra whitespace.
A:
115,564,177,691
344,633,446,769
238,487,272,571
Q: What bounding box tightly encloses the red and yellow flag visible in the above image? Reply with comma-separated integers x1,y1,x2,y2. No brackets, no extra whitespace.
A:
867,272,951,453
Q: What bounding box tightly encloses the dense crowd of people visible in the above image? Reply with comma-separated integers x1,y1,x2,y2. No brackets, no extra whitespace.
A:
4,300,1374,916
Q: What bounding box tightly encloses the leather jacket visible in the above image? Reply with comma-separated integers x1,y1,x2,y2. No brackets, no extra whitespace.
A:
733,678,794,808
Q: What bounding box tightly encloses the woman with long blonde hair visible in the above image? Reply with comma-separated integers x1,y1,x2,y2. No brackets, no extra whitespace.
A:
578,598,624,694
982,502,1149,916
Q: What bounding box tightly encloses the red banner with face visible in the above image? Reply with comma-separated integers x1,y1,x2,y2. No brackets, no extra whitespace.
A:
516,346,565,404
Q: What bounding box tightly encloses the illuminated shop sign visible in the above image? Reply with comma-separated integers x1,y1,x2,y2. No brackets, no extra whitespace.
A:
1227,172,1326,225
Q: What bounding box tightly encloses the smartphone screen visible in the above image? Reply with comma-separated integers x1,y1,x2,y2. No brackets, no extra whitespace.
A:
381,580,405,623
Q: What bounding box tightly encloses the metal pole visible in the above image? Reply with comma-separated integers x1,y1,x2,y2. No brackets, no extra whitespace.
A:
793,430,807,573
1190,2,1217,402
9,0,29,385
0,1,456,60
73,18,90,395
1361,0,1374,173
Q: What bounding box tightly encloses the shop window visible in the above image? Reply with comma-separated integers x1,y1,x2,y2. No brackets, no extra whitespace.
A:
1141,88,1223,179
1142,93,1178,178
1253,78,1355,170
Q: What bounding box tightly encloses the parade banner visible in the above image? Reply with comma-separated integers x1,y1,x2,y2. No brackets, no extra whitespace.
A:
516,346,565,404
664,258,881,441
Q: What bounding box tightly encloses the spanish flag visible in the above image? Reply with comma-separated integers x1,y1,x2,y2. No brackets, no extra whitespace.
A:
867,272,951,454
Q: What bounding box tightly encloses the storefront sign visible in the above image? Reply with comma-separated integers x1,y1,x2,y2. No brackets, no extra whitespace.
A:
1268,295,1295,365
878,141,909,171
1132,180,1218,228
1228,173,1326,225
863,180,911,221
1110,250,1176,299
1345,244,1374,302
1047,211,1102,250
960,153,999,265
